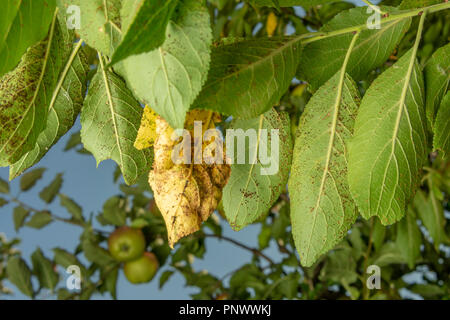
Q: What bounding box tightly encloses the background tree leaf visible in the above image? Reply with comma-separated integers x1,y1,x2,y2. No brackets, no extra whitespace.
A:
248,0,338,7
101,266,119,299
223,108,292,230
31,247,59,291
122,0,212,128
6,256,34,298
0,197,8,208
20,168,46,191
101,196,127,226
194,37,302,119
39,173,63,204
399,0,442,9
109,0,179,65
82,238,115,267
0,177,9,193
319,246,358,285
370,242,406,267
413,189,446,250
80,55,152,185
348,49,428,225
424,43,449,127
298,6,411,90
289,72,360,267
59,194,83,221
13,207,30,232
25,211,53,229
433,92,450,158
0,0,56,77
396,208,421,268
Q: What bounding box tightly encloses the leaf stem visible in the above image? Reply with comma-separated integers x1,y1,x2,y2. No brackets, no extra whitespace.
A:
299,2,447,45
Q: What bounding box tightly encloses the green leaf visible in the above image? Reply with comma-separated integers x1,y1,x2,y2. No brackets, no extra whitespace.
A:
194,37,302,119
396,208,421,268
258,225,272,250
372,219,386,252
0,197,8,208
57,288,72,300
0,0,56,77
80,55,152,185
424,43,449,127
101,196,127,226
13,206,30,232
348,49,428,225
159,270,175,289
102,267,119,299
433,92,450,158
82,239,115,266
53,248,88,279
6,256,34,297
64,131,82,152
59,0,121,56
413,189,445,250
0,13,69,166
289,70,360,267
20,168,46,191
223,108,292,230
276,273,300,299
59,194,83,221
122,0,212,128
248,0,338,7
26,211,53,229
39,173,63,204
0,177,9,193
31,248,58,290
298,6,411,90
370,242,406,267
348,228,365,260
9,40,90,179
399,0,442,9
319,246,358,285
53,248,82,269
410,284,445,299
109,0,179,66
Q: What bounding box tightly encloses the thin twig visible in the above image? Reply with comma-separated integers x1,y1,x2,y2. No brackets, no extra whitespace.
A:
203,233,276,265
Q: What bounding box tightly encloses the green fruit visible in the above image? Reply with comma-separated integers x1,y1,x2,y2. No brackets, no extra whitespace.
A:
124,252,159,284
108,226,146,262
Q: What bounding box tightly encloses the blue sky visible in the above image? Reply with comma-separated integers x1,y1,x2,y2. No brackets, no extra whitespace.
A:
0,0,384,300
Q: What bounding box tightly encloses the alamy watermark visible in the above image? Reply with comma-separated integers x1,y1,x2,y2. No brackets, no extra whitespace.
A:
66,265,82,291
66,5,81,30
367,5,382,30
366,265,381,290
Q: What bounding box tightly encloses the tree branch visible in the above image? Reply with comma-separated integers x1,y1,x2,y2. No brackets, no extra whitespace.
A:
203,233,276,265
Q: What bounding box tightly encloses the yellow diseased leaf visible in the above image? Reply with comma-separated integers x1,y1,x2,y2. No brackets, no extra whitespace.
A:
149,111,230,247
149,166,202,247
266,12,278,37
134,106,158,150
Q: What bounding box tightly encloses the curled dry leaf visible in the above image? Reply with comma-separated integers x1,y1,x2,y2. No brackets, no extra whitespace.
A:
147,110,230,247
